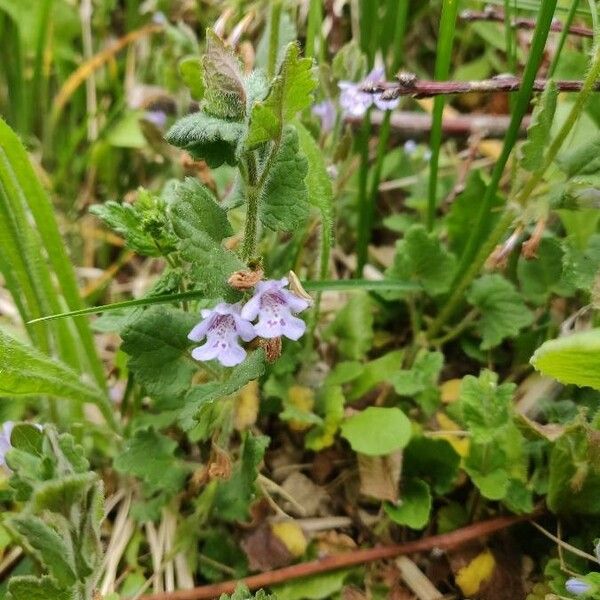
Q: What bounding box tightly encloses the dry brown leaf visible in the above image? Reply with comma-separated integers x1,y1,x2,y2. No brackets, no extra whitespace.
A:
241,523,294,571
357,452,402,503
281,472,330,517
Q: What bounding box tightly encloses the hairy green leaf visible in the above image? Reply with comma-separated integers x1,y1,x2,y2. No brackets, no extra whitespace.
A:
386,225,456,297
273,570,351,600
340,407,411,456
214,432,269,522
7,576,73,600
324,293,373,360
562,233,600,291
557,133,600,185
348,350,404,401
165,112,245,168
521,81,558,171
464,442,509,500
260,126,309,231
247,43,316,147
114,428,186,495
179,56,205,100
121,306,198,407
460,370,515,442
467,274,533,349
202,29,246,120
403,437,460,495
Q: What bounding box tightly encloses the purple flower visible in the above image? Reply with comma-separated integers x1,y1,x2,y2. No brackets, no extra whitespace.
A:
241,278,310,340
338,68,399,117
312,100,336,132
188,303,256,367
566,578,591,596
144,110,167,128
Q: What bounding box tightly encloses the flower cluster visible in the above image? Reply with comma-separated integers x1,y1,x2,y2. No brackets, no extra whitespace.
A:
188,278,310,367
338,68,399,118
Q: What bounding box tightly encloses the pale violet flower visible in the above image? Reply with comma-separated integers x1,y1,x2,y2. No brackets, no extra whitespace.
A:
566,578,591,596
188,303,256,367
144,110,167,128
404,139,418,155
312,100,336,132
241,278,309,340
339,68,399,117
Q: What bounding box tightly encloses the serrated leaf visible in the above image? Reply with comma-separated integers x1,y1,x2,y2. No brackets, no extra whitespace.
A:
7,575,73,600
121,306,198,407
386,225,456,297
447,171,505,256
547,426,600,514
531,328,600,390
165,112,245,168
214,432,269,522
384,478,432,529
348,350,404,401
247,43,316,147
389,350,443,396
304,385,345,451
517,237,570,303
464,442,509,500
6,515,77,587
179,55,205,100
114,428,187,495
179,350,266,431
460,370,515,442
466,274,533,350
31,473,97,514
340,407,411,456
562,233,600,291
521,81,558,171
169,179,243,300
324,293,373,360
89,201,163,257
202,29,246,120
295,120,333,277
260,126,309,231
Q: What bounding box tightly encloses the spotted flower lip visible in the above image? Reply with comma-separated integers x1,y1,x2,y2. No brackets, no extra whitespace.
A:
241,277,310,341
188,302,256,367
566,578,592,596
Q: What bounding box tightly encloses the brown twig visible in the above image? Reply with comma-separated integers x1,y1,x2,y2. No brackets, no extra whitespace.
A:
346,110,531,138
364,75,600,99
140,512,537,600
460,7,593,38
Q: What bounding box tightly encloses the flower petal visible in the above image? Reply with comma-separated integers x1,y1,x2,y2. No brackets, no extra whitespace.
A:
234,315,257,342
191,339,221,361
254,317,284,339
218,342,246,366
241,293,261,320
188,318,212,341
281,314,306,340
281,290,310,313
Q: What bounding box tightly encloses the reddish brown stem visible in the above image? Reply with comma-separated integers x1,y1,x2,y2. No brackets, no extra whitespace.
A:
139,512,538,600
460,8,593,38
365,76,600,99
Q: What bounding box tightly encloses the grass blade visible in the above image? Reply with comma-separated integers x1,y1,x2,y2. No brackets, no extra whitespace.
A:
427,0,460,231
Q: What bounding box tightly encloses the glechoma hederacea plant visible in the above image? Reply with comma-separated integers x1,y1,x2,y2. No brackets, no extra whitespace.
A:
3,3,600,598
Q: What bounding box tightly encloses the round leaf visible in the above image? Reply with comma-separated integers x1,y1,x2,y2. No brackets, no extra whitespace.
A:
384,478,432,529
340,407,411,456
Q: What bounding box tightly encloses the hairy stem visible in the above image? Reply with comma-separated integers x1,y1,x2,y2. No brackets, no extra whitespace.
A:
267,1,282,79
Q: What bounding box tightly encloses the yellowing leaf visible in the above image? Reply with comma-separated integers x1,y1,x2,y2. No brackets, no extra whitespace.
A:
455,549,495,596
271,521,307,557
234,380,259,431
440,378,461,404
287,385,315,431
436,413,470,457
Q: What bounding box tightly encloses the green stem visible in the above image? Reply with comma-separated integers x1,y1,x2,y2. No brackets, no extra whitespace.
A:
516,40,600,207
242,186,260,262
427,209,516,339
427,0,460,231
548,0,581,77
267,1,282,79
451,0,558,283
429,309,478,346
355,114,372,276
305,0,322,60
